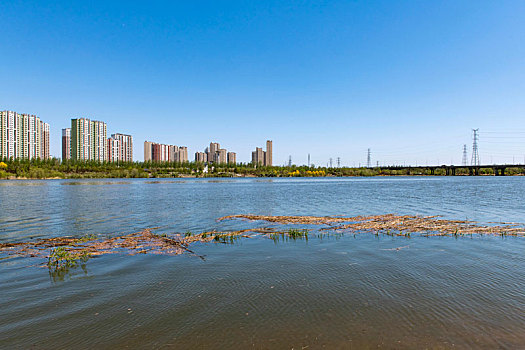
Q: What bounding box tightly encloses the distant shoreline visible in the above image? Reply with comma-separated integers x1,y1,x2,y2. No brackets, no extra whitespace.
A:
2,159,524,180
1,173,524,180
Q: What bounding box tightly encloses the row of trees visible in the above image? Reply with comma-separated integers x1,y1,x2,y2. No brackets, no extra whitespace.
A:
1,157,525,179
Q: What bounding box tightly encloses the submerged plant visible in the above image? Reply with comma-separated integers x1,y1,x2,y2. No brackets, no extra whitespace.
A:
75,234,97,243
287,229,309,240
47,246,91,269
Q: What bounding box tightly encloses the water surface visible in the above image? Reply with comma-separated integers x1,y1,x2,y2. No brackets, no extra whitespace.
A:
1,177,524,348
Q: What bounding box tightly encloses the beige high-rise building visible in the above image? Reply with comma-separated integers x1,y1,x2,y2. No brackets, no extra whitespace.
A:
217,148,227,164
178,146,188,162
195,152,207,163
227,152,236,164
0,111,50,160
208,142,220,163
71,118,107,161
252,147,265,165
144,141,153,162
265,140,272,166
168,145,179,162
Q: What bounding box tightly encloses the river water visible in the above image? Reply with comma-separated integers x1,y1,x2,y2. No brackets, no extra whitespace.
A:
1,177,524,348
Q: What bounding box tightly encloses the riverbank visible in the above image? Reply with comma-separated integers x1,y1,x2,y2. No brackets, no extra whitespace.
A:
1,159,524,179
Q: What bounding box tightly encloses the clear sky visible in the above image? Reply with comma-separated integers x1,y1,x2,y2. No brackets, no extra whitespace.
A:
1,0,525,165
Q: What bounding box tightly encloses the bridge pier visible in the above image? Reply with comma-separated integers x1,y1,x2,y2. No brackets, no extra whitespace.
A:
494,167,505,176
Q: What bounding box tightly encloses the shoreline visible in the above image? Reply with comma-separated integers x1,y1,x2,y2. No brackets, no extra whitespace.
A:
1,173,524,180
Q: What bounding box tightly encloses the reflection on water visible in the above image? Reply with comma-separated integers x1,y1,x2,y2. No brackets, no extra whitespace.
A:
48,261,89,283
61,181,132,185
1,177,525,348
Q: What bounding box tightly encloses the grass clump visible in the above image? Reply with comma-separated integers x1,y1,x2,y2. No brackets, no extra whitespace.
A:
288,229,309,239
75,234,97,243
47,247,91,269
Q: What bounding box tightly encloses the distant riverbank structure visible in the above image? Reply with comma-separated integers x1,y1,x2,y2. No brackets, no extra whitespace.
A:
0,110,50,160
65,118,132,162
144,141,188,163
195,142,236,164
252,140,272,166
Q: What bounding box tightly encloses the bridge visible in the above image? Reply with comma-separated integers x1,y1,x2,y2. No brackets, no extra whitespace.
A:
377,164,525,176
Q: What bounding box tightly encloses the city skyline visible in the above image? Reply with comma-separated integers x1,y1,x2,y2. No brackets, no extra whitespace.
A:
1,2,525,165
4,108,525,167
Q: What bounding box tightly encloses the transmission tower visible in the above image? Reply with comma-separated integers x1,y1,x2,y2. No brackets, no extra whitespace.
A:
471,129,480,166
337,157,341,168
367,148,371,168
288,156,292,167
308,154,310,167
462,144,468,166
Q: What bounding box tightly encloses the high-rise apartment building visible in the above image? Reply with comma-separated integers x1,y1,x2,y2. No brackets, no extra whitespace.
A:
41,122,50,160
252,147,265,165
108,133,133,162
217,148,227,164
251,140,273,166
195,152,207,163
144,141,187,162
265,140,273,166
207,142,220,163
0,111,50,160
168,145,179,162
62,128,71,160
107,137,119,163
71,118,107,161
227,152,236,164
178,146,188,162
92,121,107,161
144,141,153,162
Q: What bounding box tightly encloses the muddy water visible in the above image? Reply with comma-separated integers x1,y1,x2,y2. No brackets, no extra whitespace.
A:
1,177,525,348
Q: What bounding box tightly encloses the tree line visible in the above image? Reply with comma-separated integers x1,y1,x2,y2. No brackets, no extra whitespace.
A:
1,158,524,179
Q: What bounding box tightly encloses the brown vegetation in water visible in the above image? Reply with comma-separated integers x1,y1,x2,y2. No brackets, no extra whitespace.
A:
218,214,525,237
0,227,291,266
218,214,361,225
2,214,524,272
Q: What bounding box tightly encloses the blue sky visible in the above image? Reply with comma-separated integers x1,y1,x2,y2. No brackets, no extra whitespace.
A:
1,0,525,165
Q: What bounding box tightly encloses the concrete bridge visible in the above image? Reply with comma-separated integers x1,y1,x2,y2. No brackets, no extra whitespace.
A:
377,164,525,176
